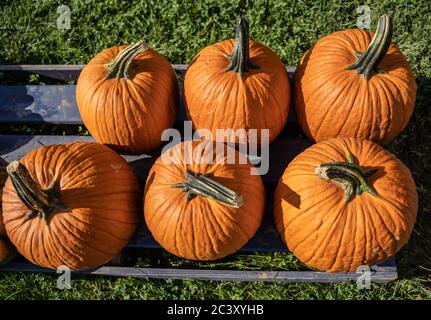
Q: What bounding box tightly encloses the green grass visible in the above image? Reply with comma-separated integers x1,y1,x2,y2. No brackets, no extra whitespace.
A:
1,0,431,299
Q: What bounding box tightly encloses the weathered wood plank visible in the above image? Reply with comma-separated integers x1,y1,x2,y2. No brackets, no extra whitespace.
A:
0,64,296,125
0,262,397,283
0,64,295,82
0,134,312,252
0,85,81,124
0,83,298,126
0,84,187,125
0,135,312,186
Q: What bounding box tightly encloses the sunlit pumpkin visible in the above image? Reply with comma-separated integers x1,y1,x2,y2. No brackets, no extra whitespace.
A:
77,41,178,154
274,137,418,272
0,159,16,265
1,142,139,270
144,140,265,260
294,14,416,144
184,16,291,145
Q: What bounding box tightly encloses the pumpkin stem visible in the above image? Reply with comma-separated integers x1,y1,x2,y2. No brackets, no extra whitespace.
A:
106,40,149,80
225,15,259,79
6,161,67,224
346,14,394,80
315,153,379,202
171,170,243,208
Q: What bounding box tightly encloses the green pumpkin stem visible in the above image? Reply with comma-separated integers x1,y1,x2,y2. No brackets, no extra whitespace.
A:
171,170,243,208
106,40,149,80
315,153,379,202
346,14,394,80
225,15,259,79
6,161,67,224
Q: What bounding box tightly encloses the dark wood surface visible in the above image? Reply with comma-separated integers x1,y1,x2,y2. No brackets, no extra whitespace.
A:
0,134,312,252
0,65,397,282
0,65,297,125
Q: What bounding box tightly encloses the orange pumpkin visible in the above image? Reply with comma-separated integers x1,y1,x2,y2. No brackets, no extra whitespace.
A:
184,16,291,145
1,142,139,270
0,159,16,265
77,41,178,154
144,140,265,260
294,14,416,144
274,137,418,272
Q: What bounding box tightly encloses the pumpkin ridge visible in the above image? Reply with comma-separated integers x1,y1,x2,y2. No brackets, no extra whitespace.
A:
336,79,363,139
115,81,132,149
200,205,226,258
345,201,359,271
83,77,109,142
129,78,167,147
145,189,184,234
361,199,390,264
107,80,122,147
52,218,103,265
375,74,410,139
58,216,123,256
173,196,190,258
281,187,340,232
363,199,401,257
373,192,415,232
121,80,149,149
43,222,70,269
373,76,396,141
65,213,133,246
363,201,387,262
248,72,283,136
212,202,252,242
62,171,136,192
202,202,229,258
325,204,352,271
313,73,356,139
294,201,347,265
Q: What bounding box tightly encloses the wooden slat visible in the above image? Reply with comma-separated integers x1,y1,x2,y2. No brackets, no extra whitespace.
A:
0,64,295,82
0,262,397,283
0,64,296,125
0,135,312,186
0,84,298,126
0,85,81,124
0,83,188,125
0,134,312,252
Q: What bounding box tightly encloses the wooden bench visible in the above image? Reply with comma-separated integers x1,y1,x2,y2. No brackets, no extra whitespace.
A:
0,65,397,282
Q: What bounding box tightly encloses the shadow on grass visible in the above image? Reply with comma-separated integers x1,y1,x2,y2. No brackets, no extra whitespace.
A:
387,76,431,279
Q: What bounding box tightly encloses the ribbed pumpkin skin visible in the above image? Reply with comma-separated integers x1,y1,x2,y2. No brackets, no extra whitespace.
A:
294,29,416,144
0,159,15,265
274,138,417,272
144,140,265,260
184,40,290,144
76,46,178,154
1,142,139,270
